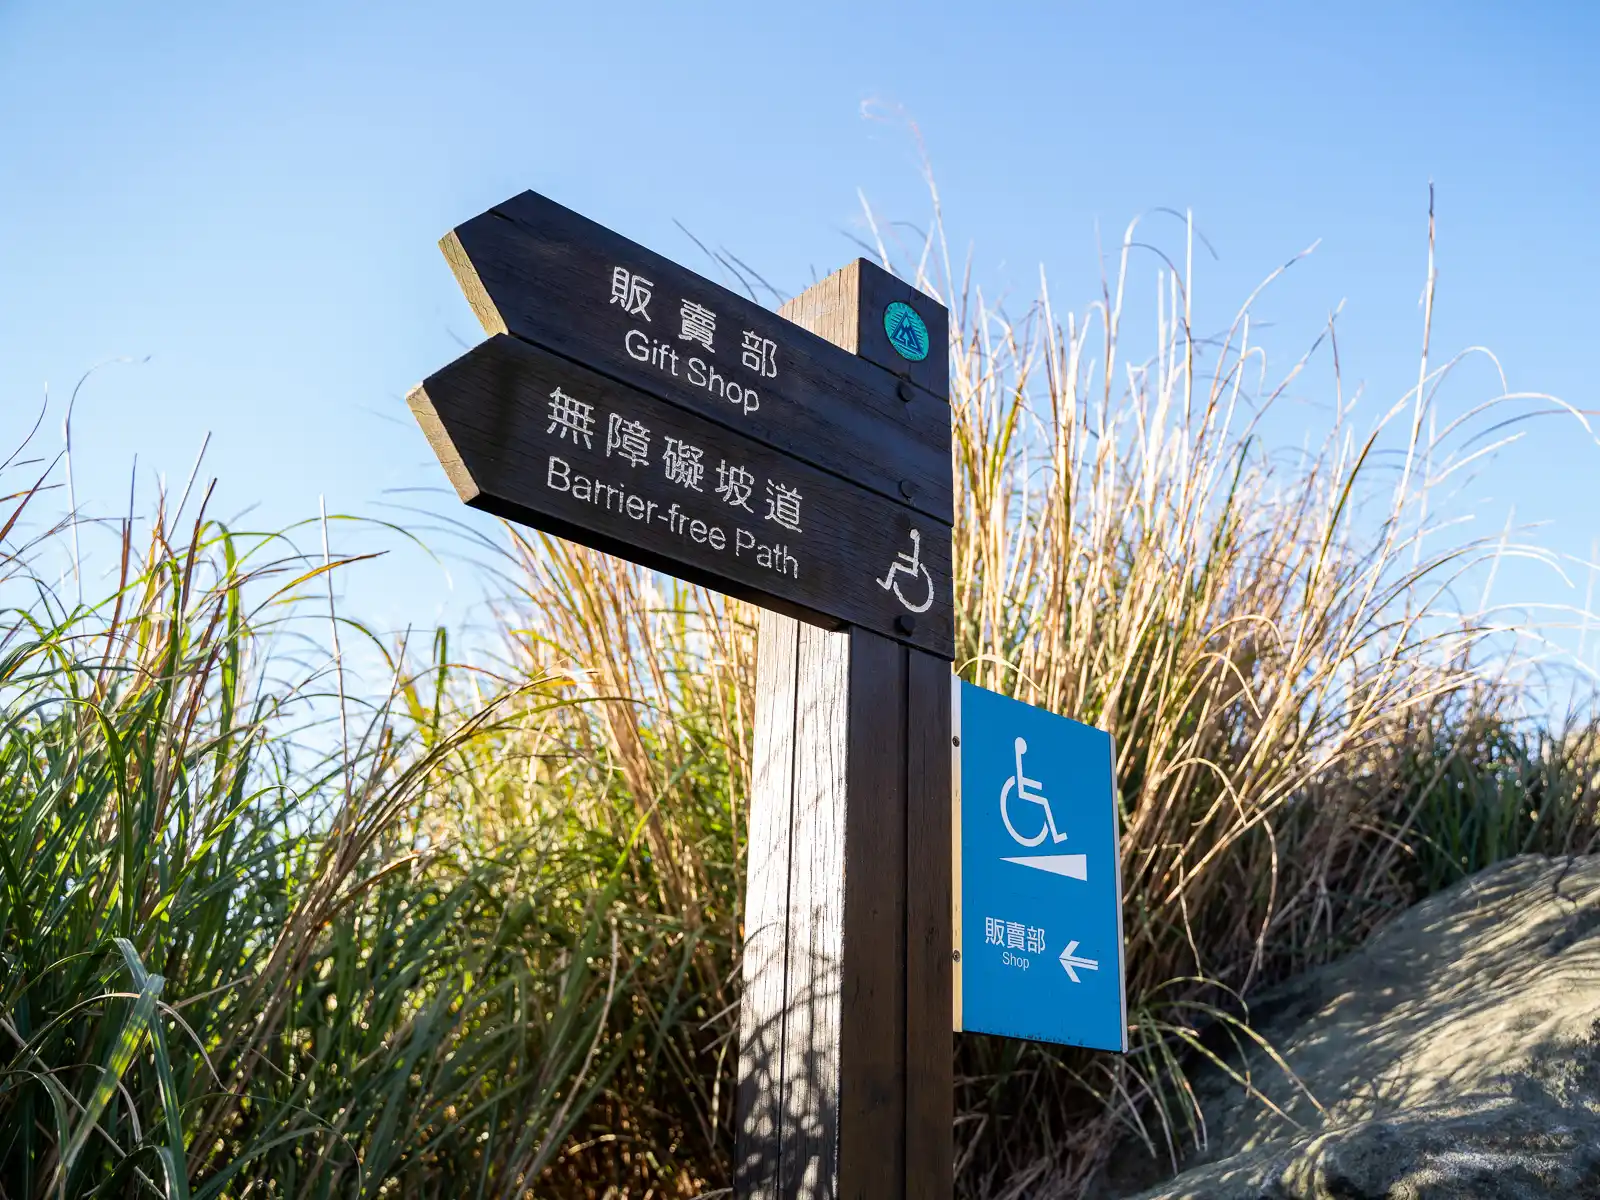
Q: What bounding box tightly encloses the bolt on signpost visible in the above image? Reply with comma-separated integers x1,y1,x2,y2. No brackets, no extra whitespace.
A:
408,191,955,1200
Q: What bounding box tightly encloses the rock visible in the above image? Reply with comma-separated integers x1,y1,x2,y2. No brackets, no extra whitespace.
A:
1116,855,1600,1199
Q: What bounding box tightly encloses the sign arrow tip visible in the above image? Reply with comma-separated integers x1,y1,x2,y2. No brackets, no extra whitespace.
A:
1058,940,1100,984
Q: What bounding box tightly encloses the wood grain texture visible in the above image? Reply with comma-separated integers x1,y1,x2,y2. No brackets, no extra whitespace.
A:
781,259,951,401
737,610,801,1199
407,333,954,659
734,258,954,1200
903,647,955,1198
950,676,965,1035
776,265,861,356
736,615,852,1199
445,191,954,523
779,622,850,1196
836,629,909,1200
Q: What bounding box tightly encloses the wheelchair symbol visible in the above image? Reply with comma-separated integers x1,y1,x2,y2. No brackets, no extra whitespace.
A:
876,528,935,614
1000,736,1069,848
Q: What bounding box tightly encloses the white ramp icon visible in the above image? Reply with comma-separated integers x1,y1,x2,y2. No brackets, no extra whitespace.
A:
1002,852,1088,879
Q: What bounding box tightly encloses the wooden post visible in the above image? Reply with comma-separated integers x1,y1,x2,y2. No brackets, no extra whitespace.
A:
736,265,953,1200
410,197,958,1197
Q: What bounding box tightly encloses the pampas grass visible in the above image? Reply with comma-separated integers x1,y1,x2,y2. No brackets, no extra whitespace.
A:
4,186,1596,1198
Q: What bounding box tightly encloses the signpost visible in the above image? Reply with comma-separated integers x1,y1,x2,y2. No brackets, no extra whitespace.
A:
408,190,955,1199
411,188,1129,1200
952,681,1127,1052
410,191,954,659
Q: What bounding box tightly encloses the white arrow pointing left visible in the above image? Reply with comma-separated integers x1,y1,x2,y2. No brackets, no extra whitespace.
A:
1058,940,1099,984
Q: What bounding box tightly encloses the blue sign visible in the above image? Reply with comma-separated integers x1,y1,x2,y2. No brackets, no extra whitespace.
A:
953,680,1126,1052
883,300,931,362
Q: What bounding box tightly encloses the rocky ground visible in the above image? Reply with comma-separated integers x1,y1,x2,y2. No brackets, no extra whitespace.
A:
1098,855,1600,1200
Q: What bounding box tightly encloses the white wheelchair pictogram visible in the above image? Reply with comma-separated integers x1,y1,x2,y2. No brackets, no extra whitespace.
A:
1000,736,1070,848
877,528,935,614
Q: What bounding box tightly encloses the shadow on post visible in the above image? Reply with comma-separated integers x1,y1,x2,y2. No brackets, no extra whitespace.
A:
734,906,843,1198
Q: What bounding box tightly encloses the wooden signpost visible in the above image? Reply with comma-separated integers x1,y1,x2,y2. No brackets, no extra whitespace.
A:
409,190,954,1199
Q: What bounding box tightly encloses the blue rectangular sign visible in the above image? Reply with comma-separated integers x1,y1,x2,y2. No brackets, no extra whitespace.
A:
953,680,1127,1052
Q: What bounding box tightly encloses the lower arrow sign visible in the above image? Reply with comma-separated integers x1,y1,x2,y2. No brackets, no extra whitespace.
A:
1058,940,1099,983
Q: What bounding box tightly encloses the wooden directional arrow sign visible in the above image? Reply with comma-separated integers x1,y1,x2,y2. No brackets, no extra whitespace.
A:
409,191,955,659
442,190,953,524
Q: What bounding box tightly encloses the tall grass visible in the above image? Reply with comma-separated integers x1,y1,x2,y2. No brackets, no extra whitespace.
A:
454,532,754,1195
4,189,1598,1199
929,197,1600,1192
0,473,647,1197
459,193,1600,1195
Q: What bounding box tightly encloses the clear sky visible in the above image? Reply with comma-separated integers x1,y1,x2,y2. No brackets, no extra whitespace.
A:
3,1,1597,679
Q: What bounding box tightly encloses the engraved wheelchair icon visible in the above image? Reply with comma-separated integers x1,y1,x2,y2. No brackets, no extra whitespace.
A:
1000,737,1070,848
876,528,935,614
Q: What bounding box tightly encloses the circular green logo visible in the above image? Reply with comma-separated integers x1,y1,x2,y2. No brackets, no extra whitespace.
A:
883,301,930,362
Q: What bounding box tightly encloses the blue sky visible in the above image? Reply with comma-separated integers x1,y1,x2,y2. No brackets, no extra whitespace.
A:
3,1,1596,677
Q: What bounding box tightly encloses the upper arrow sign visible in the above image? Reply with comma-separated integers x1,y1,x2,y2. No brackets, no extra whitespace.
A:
441,191,953,524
